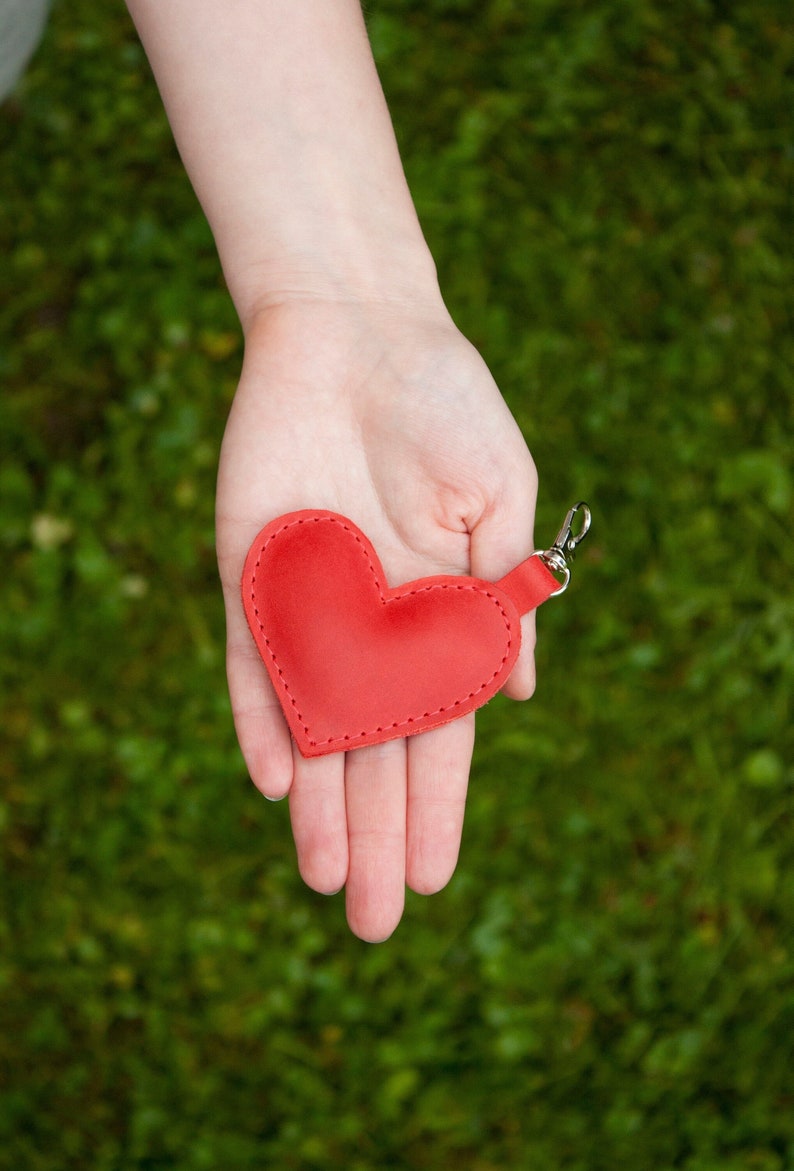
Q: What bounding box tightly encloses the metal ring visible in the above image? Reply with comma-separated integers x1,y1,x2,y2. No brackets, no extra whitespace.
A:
533,551,571,597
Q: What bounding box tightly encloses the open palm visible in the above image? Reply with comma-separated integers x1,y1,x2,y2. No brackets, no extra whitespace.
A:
216,299,539,940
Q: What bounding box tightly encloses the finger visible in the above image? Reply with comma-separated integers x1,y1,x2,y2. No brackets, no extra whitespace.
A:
225,601,294,799
289,745,348,894
469,466,538,703
344,739,407,942
500,610,537,700
406,715,474,895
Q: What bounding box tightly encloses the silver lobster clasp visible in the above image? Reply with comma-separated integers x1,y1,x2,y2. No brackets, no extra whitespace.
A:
537,501,592,596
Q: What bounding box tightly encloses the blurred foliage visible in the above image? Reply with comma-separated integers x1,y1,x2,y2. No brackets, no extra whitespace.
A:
1,0,792,1167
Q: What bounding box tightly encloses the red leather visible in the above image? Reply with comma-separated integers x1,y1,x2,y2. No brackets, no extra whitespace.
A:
242,510,559,757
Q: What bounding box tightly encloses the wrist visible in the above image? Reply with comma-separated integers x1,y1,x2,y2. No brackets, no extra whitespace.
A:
224,194,444,333
235,236,447,339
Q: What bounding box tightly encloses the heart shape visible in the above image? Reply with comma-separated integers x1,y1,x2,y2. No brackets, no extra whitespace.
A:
242,510,558,757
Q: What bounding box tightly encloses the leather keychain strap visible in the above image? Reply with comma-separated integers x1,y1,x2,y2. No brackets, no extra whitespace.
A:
498,501,591,614
497,554,560,615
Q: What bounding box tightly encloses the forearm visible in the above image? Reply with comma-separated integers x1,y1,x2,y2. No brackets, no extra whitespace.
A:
126,0,442,329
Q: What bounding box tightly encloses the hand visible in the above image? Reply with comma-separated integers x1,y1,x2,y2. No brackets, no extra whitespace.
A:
216,297,538,941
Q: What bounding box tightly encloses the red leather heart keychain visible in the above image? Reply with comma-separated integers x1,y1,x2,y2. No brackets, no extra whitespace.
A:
242,503,590,757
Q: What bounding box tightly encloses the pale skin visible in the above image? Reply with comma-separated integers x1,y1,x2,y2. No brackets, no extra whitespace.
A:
126,0,539,941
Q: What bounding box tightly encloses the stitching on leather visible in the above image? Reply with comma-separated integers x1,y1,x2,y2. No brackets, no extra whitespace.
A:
249,513,513,749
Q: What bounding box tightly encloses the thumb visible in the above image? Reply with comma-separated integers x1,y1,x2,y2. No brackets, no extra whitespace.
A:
469,474,539,702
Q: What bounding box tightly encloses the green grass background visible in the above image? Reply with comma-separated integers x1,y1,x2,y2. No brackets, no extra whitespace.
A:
1,1,792,1167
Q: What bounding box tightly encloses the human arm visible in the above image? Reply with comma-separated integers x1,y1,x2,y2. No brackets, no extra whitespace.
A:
125,0,539,941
